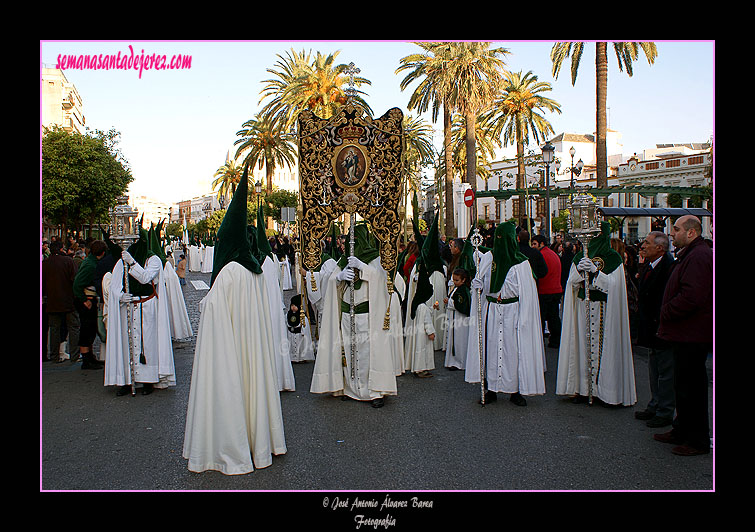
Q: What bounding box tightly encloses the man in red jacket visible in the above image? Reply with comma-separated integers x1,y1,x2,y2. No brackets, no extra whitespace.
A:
532,235,562,348
654,215,712,456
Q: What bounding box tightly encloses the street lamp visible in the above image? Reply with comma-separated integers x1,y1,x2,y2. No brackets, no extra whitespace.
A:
541,140,555,241
255,180,262,208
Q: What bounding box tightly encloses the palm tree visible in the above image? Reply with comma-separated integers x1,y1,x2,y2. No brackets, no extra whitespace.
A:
550,41,657,189
481,70,561,225
211,156,244,206
259,48,373,134
397,43,456,237
234,114,297,197
398,42,509,227
401,114,436,239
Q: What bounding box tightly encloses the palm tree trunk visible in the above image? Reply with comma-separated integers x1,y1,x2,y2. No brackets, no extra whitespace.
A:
596,42,608,191
266,166,274,229
465,111,477,221
443,105,455,238
516,119,526,228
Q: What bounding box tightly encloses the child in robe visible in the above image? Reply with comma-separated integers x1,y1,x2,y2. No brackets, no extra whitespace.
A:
443,268,471,371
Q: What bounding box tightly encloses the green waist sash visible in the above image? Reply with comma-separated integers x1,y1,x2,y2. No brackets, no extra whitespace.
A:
340,300,370,314
486,295,519,305
577,288,608,302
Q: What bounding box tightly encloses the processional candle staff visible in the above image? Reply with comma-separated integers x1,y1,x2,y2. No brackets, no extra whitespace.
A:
566,187,603,405
109,195,140,397
470,226,486,406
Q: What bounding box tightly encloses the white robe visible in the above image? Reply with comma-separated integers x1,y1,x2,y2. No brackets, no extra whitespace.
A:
261,255,296,392
465,252,545,396
304,257,338,352
182,261,286,474
429,269,447,350
188,245,202,272
105,255,176,388
556,262,637,406
287,319,316,362
443,285,470,370
404,302,436,373
388,272,406,376
200,245,214,274
280,257,293,290
163,261,193,340
310,258,398,400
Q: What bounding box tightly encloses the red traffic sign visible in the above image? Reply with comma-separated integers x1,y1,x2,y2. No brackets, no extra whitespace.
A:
463,188,475,207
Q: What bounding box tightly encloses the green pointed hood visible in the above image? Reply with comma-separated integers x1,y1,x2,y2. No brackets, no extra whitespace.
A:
148,222,167,267
572,221,622,274
420,210,444,276
489,221,529,294
337,222,380,270
410,257,434,320
256,205,273,261
126,216,156,296
210,164,262,287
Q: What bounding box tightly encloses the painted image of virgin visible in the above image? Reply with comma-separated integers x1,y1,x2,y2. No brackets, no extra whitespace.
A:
341,147,363,185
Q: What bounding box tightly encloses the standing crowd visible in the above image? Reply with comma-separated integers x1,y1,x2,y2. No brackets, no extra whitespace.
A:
43,179,713,475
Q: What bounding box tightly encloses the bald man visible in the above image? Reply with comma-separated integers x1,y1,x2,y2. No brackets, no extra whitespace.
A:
654,216,713,456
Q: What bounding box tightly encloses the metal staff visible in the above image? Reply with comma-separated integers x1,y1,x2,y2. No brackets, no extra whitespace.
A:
470,227,485,406
123,262,137,396
348,213,357,380
582,241,595,405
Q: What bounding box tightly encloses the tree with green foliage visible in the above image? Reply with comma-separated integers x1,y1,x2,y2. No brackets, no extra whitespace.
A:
42,126,133,236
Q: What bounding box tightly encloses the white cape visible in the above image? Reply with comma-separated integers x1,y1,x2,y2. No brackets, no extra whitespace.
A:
183,262,286,474
443,285,470,370
163,261,193,340
404,302,436,373
104,255,176,388
556,263,636,406
280,257,293,290
465,253,545,396
200,245,214,273
310,258,397,399
261,255,296,391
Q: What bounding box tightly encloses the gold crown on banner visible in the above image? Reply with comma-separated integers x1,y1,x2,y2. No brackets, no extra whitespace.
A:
338,124,365,139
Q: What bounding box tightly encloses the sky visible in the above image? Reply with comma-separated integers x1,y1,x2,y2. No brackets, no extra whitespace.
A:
40,40,715,205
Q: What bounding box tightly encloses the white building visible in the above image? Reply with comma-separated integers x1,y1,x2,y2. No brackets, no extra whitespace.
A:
454,131,712,242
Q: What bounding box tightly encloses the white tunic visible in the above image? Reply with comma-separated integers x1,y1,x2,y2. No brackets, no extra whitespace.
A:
280,257,293,290
443,285,470,370
105,255,176,388
163,261,193,340
183,262,286,474
261,255,296,392
188,245,202,272
465,252,545,396
403,302,436,373
200,245,214,273
304,258,338,352
556,263,637,406
310,258,398,401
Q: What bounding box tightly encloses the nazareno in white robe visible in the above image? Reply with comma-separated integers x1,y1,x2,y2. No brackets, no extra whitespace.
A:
280,257,293,290
465,252,545,396
443,285,470,370
182,261,286,474
404,302,436,373
304,257,338,352
163,261,193,340
556,262,637,406
200,245,214,274
310,258,398,401
405,263,446,351
104,255,176,389
188,245,202,272
388,272,406,376
261,254,295,391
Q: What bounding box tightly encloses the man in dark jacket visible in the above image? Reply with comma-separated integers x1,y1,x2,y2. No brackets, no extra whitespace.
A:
42,241,80,363
634,232,676,428
516,229,548,280
654,216,712,456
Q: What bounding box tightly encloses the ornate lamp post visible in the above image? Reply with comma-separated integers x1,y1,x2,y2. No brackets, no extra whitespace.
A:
541,141,555,240
108,195,140,396
566,186,603,405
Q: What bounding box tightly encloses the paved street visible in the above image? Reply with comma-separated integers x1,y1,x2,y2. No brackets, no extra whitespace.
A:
41,269,714,495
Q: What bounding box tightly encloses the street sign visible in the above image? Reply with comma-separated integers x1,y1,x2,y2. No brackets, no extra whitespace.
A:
281,207,296,222
464,188,474,207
